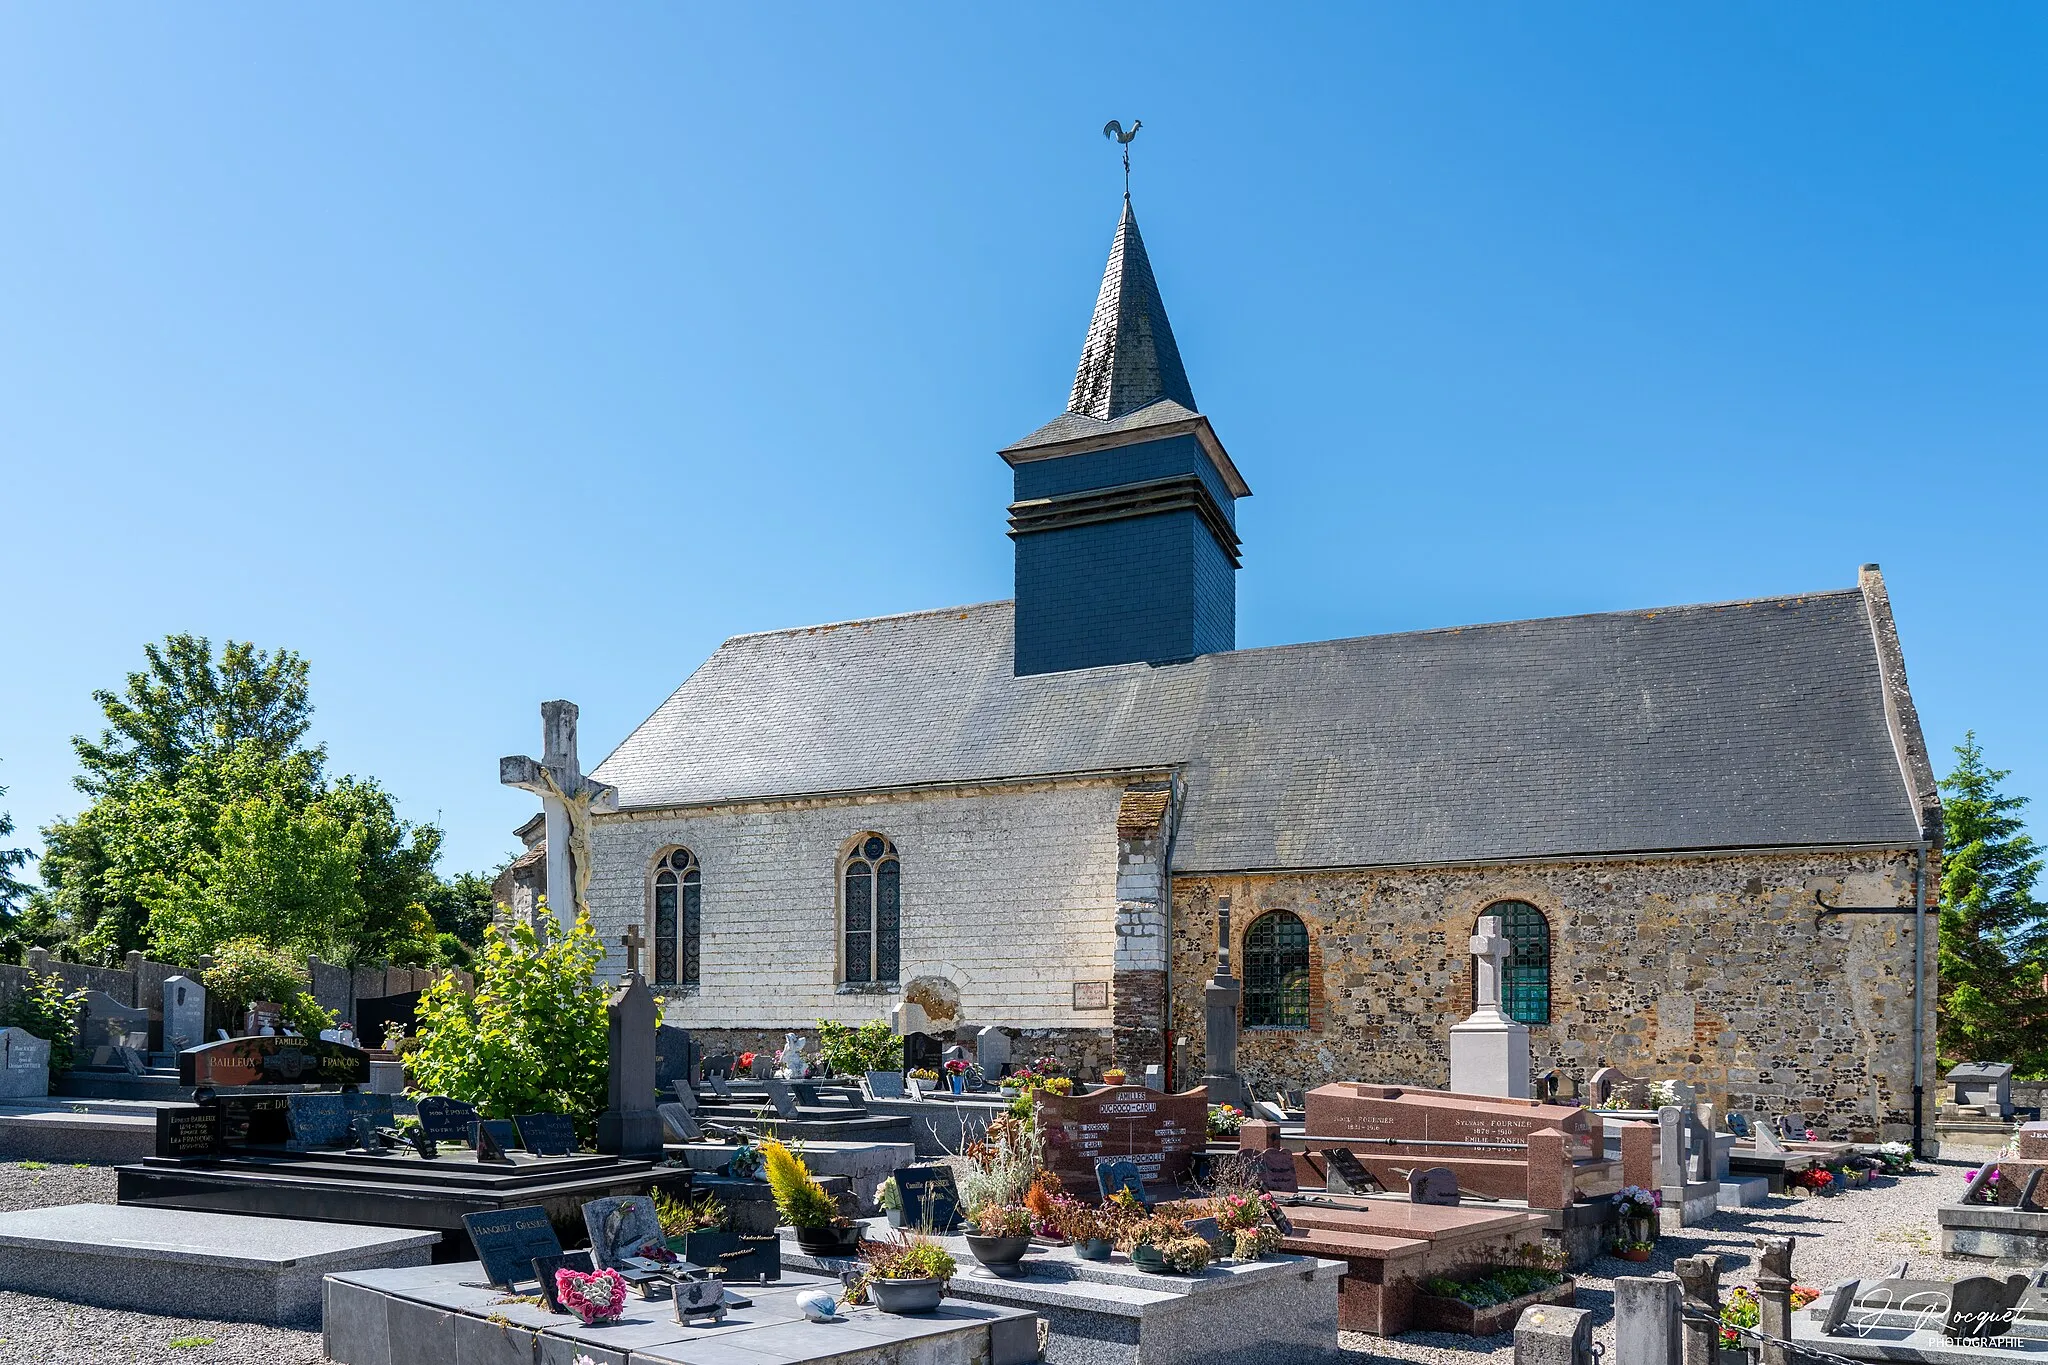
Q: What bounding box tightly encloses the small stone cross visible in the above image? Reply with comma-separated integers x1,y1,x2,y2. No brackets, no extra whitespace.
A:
620,925,645,978
1469,915,1511,1017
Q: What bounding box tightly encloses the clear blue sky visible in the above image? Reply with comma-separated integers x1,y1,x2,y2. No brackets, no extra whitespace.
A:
3,6,2043,879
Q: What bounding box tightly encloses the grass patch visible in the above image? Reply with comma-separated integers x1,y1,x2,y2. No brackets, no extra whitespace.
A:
19,1160,47,1171
168,1337,215,1349
72,1162,90,1169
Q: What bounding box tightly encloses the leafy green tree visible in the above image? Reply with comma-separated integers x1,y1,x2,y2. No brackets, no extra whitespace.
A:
0,768,33,934
0,971,89,1078
203,936,336,1040
1937,733,2048,1074
408,904,609,1134
422,869,502,947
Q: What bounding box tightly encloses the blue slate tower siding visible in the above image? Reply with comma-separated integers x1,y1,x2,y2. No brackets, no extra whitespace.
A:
1012,433,1237,676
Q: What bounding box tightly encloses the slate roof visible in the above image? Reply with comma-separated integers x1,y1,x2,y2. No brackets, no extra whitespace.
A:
593,588,1925,873
1065,200,1196,422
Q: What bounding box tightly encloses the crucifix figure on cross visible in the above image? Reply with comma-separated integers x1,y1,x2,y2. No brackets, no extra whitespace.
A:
619,925,645,981
500,700,618,937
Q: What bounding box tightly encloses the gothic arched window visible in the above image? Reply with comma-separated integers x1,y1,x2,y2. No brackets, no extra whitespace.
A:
1479,900,1550,1025
651,848,701,987
1242,910,1311,1028
842,834,900,985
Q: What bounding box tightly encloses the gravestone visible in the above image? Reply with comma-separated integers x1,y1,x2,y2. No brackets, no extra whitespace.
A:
286,1093,355,1151
1306,1082,1595,1152
1408,1166,1461,1206
791,1080,823,1106
77,991,149,1057
155,1103,223,1159
475,1118,514,1164
672,1081,699,1112
582,1194,666,1272
902,1031,944,1077
654,1025,697,1094
750,1053,776,1080
1948,1062,2016,1119
1201,895,1254,1109
893,1164,962,1232
1143,1064,1165,1092
1751,1118,1786,1156
218,1093,294,1146
866,1070,905,1099
890,999,933,1037
1096,1158,1148,1206
533,1251,596,1314
707,1074,733,1099
1726,1112,1752,1138
717,1235,781,1283
1447,915,1530,1098
462,1205,564,1289
0,1027,50,1098
700,1052,734,1080
975,1026,1011,1078
1777,1116,1806,1142
515,1112,578,1156
179,1035,372,1089
596,927,663,1159
1323,1147,1381,1196
1182,1216,1223,1251
416,1095,478,1145
162,976,206,1052
355,992,420,1055
1944,1273,2031,1342
762,1079,800,1119
1039,1083,1207,1199
1258,1147,1300,1194
905,1077,926,1099
659,1102,702,1142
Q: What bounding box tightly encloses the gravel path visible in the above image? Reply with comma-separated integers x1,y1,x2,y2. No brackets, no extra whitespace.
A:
0,1161,327,1365
1337,1139,2011,1364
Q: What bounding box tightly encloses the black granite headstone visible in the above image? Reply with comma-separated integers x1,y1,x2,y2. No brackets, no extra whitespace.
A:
893,1164,962,1232
1323,1148,1382,1196
287,1093,353,1151
515,1112,578,1156
717,1234,781,1283
902,1031,944,1076
866,1070,905,1099
791,1081,823,1107
352,1115,392,1154
470,1117,518,1150
1263,1199,1295,1237
1096,1158,1148,1206
700,1052,734,1080
156,1104,222,1160
1945,1273,2031,1342
417,1096,478,1144
475,1119,515,1165
672,1081,699,1113
654,1025,697,1094
462,1205,563,1289
659,1102,702,1142
532,1250,595,1314
1257,1146,1300,1194
707,1074,732,1099
1726,1112,1752,1138
1182,1216,1223,1250
762,1080,799,1119
597,969,662,1158
1408,1166,1460,1206
218,1093,293,1147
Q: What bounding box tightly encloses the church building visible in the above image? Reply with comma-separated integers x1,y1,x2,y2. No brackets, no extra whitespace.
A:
577,194,1941,1143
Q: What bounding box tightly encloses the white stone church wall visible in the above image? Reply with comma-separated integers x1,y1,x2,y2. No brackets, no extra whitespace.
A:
585,778,1126,1032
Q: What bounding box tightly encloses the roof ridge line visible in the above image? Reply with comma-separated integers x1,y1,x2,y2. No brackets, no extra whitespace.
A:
721,599,1014,645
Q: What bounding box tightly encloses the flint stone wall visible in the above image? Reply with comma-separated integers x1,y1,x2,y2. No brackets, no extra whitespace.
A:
1171,848,1932,1141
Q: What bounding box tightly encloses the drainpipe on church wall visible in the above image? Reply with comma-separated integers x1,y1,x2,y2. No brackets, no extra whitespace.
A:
1160,771,1185,1089
1912,844,1928,1158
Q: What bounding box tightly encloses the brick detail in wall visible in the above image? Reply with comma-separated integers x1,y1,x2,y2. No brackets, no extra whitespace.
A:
1113,967,1167,1073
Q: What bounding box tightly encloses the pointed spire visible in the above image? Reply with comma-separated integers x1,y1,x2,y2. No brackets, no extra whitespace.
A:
1066,199,1197,421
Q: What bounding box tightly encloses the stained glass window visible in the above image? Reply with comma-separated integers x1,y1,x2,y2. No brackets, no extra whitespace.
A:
1243,910,1310,1027
651,848,700,986
843,834,900,984
1480,901,1550,1025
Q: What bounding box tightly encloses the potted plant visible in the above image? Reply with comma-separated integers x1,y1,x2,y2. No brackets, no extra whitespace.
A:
877,1176,903,1228
849,1232,956,1314
1208,1104,1246,1139
1101,1067,1127,1086
1232,1224,1282,1261
907,1067,940,1091
1788,1166,1834,1197
1720,1286,1760,1362
1612,1184,1659,1246
1414,1264,1576,1335
763,1139,859,1256
966,1202,1033,1267
657,1190,737,1266
1613,1238,1655,1262
1132,1233,1212,1276
1051,1197,1120,1261
944,1059,970,1094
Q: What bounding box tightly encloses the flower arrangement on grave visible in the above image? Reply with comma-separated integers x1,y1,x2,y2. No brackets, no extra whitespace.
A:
655,1190,729,1241
762,1139,846,1231
725,1138,764,1180
1157,1235,1214,1275
944,1058,970,1076
971,1201,1035,1238
1208,1104,1247,1137
1022,1172,1064,1235
1213,1191,1275,1234
954,1113,1044,1213
553,1266,628,1324
1050,1196,1126,1251
1720,1286,1759,1348
1031,1054,1065,1075
1611,1238,1655,1261
1613,1185,1660,1220
844,1231,957,1306
1875,1141,1915,1173
1041,1076,1073,1096
1232,1224,1282,1260
1789,1166,1834,1193
737,1051,757,1073
1101,1067,1128,1085
1420,1264,1566,1308
876,1176,902,1215
907,1067,940,1083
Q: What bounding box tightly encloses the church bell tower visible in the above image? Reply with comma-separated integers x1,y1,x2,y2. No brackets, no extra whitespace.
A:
1001,196,1250,677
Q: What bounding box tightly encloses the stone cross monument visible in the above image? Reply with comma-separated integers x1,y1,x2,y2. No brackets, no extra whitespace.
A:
597,925,663,1159
500,700,618,935
1448,914,1531,1098
1202,896,1253,1109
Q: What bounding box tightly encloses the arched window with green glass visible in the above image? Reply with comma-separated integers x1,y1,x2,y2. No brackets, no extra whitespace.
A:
650,847,701,987
1478,900,1550,1025
1242,909,1311,1028
842,833,901,985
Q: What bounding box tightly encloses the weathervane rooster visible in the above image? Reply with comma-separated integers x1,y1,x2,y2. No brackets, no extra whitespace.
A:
1103,118,1141,195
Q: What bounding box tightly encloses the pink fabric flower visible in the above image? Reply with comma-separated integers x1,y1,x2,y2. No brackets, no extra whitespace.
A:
555,1267,628,1324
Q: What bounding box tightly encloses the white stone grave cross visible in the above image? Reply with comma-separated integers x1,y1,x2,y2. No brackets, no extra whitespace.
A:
1468,916,1512,1022
500,700,618,936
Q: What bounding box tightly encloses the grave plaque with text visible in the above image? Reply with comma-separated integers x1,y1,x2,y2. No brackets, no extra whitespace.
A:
1258,1146,1300,1194
218,1094,294,1147
156,1104,222,1160
462,1205,563,1289
515,1112,578,1156
417,1096,478,1144
1039,1084,1206,1199
179,1035,372,1089
1322,1147,1380,1196
659,1102,702,1142
532,1251,595,1314
893,1164,962,1232
1096,1159,1148,1206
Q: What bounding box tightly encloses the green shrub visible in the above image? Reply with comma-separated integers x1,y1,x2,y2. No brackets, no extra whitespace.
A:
763,1139,842,1228
407,906,608,1136
815,1018,900,1077
0,970,88,1078
203,937,334,1039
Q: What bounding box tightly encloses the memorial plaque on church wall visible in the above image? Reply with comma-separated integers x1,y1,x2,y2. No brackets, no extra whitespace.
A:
1305,1083,1592,1156
179,1035,372,1089
1039,1084,1207,1199
463,1205,563,1290
156,1104,222,1160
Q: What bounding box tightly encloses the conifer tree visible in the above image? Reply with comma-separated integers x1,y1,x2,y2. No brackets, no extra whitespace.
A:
1937,732,2048,1073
